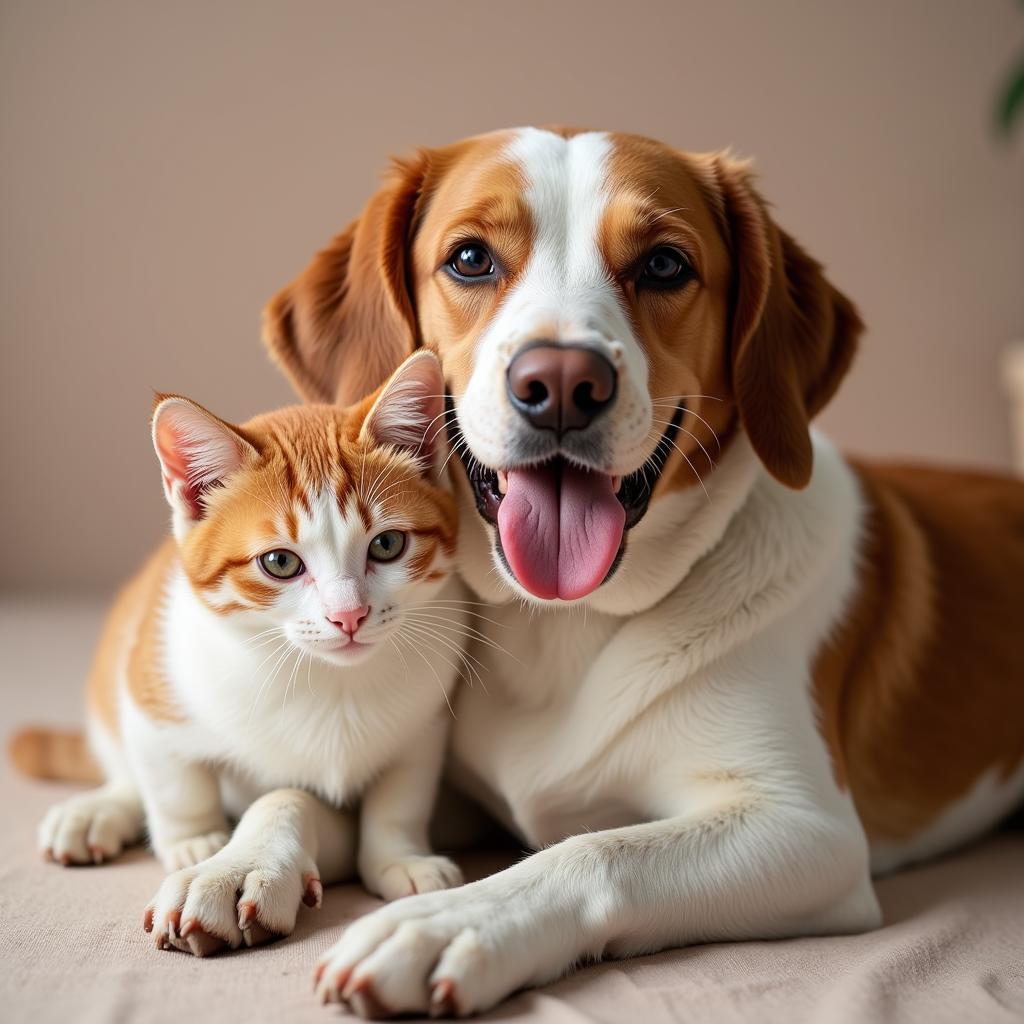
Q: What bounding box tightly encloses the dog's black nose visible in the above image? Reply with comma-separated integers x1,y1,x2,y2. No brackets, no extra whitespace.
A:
506,344,617,434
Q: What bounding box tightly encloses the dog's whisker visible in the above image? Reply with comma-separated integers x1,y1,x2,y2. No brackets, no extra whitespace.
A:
649,418,716,469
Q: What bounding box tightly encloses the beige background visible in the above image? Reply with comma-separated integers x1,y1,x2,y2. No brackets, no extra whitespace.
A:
2,0,1022,593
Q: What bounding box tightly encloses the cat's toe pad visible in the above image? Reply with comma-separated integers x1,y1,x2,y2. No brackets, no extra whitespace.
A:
370,855,464,901
160,831,230,871
39,793,140,866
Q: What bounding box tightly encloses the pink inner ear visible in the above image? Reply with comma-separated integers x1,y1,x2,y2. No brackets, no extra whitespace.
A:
366,355,447,466
155,417,205,518
153,405,249,520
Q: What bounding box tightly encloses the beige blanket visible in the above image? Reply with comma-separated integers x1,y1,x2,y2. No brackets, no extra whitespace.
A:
2,597,1022,1023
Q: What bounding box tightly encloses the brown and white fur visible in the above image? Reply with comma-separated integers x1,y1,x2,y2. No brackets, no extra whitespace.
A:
13,352,469,955
261,127,1024,1017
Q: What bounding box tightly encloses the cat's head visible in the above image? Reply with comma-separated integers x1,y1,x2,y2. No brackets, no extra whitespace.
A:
151,351,457,666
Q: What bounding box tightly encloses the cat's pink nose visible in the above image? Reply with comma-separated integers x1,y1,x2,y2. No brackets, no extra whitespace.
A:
327,605,370,636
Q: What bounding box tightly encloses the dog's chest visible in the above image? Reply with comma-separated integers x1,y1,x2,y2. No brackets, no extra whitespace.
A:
450,607,647,845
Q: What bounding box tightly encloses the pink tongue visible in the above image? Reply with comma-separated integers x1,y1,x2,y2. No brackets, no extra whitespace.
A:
497,463,625,601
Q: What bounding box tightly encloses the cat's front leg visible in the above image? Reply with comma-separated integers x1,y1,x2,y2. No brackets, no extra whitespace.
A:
358,715,463,901
146,788,356,956
130,745,230,870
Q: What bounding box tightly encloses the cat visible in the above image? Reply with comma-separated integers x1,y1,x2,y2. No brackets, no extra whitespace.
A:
12,350,471,956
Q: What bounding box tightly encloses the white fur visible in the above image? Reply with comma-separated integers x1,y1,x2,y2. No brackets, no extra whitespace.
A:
318,436,887,1014
455,128,653,483
41,374,469,945
314,129,1019,1018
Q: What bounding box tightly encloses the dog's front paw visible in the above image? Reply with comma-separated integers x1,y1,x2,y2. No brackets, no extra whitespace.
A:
146,846,321,957
158,831,230,871
314,878,562,1017
362,854,463,901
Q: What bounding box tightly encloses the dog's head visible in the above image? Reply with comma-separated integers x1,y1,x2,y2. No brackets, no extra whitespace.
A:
264,128,861,607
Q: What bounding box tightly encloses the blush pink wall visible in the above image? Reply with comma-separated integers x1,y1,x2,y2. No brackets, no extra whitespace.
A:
2,0,1022,591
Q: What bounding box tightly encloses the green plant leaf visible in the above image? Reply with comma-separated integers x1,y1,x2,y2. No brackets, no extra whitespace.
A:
997,59,1024,138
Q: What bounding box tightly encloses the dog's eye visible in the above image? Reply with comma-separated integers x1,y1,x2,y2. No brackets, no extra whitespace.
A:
449,244,494,280
639,247,693,289
368,530,407,563
258,549,305,580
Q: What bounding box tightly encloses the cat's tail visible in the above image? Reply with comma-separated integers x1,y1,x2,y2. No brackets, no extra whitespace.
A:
8,727,101,784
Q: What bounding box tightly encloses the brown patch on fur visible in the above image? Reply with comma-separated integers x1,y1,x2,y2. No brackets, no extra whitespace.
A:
175,400,458,617
126,542,184,723
411,138,532,397
262,153,427,406
262,131,531,409
709,157,862,489
8,727,100,784
81,539,180,732
813,463,1024,839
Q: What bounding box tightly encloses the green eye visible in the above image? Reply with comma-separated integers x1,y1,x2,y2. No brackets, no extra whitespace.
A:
368,530,407,563
258,549,305,580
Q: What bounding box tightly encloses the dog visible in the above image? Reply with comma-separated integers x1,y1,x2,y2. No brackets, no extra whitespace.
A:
263,127,1024,1017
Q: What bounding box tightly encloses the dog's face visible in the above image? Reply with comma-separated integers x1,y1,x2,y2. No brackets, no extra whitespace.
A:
265,128,861,607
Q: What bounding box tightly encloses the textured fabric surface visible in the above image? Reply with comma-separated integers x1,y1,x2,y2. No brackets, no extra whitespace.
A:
2,596,1022,1023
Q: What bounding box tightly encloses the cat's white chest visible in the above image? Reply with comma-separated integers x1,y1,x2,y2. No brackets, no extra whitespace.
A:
156,572,454,805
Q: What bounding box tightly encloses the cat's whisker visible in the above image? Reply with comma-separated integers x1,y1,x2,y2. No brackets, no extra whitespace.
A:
400,618,489,676
414,405,460,457
392,631,458,718
402,611,523,664
261,642,297,706
282,646,304,709
388,634,413,682
399,620,487,693
246,638,293,722
241,626,285,645
242,628,287,650
412,601,513,629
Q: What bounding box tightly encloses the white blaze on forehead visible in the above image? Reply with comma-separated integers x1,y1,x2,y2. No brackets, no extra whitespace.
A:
455,127,653,474
506,128,614,305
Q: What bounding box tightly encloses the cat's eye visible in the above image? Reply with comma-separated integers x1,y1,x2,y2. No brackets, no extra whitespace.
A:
368,530,407,563
258,549,305,580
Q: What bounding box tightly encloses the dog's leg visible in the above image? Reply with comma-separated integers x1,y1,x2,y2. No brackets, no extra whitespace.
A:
314,617,882,1018
148,787,356,956
315,792,879,1017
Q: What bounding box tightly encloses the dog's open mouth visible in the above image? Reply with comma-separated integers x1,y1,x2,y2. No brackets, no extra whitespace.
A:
451,403,684,601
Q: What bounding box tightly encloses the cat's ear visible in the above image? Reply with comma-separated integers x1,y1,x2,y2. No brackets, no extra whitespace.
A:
152,395,258,526
359,351,445,472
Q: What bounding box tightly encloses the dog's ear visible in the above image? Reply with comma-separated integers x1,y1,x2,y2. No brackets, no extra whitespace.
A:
712,156,862,489
262,152,429,405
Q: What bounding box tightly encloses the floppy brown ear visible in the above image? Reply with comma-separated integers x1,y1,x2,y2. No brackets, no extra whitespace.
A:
262,152,428,405
713,157,863,488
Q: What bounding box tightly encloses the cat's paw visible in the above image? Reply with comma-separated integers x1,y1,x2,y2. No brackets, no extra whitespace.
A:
146,847,322,956
363,854,464,902
39,790,143,866
159,831,230,872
